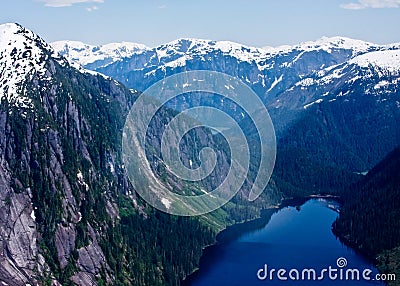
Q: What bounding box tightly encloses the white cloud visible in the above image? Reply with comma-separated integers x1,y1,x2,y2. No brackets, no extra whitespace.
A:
340,2,366,9
157,4,167,9
38,0,104,8
341,0,400,9
86,5,99,12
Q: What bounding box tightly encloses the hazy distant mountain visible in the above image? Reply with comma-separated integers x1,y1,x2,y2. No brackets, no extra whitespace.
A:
51,40,149,70
53,36,400,173
52,36,381,97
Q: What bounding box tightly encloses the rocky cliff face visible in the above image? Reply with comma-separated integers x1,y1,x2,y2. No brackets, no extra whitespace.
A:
0,23,138,285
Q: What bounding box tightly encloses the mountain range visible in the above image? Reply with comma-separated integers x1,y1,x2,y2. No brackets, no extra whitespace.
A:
53,35,400,185
1,22,399,285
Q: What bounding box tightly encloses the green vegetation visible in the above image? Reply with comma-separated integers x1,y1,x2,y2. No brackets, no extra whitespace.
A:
99,205,215,286
273,145,361,197
333,146,400,285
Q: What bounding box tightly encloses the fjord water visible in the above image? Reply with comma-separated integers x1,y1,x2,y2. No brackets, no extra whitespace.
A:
185,199,383,285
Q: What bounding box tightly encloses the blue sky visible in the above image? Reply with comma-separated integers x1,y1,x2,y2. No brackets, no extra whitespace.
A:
1,0,400,47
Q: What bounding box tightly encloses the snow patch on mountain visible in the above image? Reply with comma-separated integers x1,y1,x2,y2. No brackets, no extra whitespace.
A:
164,55,191,68
296,63,348,89
296,77,315,88
267,75,283,92
349,49,400,74
304,98,323,109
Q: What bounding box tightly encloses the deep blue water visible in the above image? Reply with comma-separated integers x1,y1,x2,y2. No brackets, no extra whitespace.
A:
185,199,384,285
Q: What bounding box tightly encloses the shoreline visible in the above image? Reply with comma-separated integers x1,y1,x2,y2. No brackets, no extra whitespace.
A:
332,225,381,268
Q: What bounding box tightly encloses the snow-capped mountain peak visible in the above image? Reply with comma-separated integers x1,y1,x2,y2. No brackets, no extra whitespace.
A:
53,37,272,70
263,36,377,56
50,34,400,108
0,23,62,110
51,40,150,67
53,36,383,74
153,37,266,64
299,36,376,53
